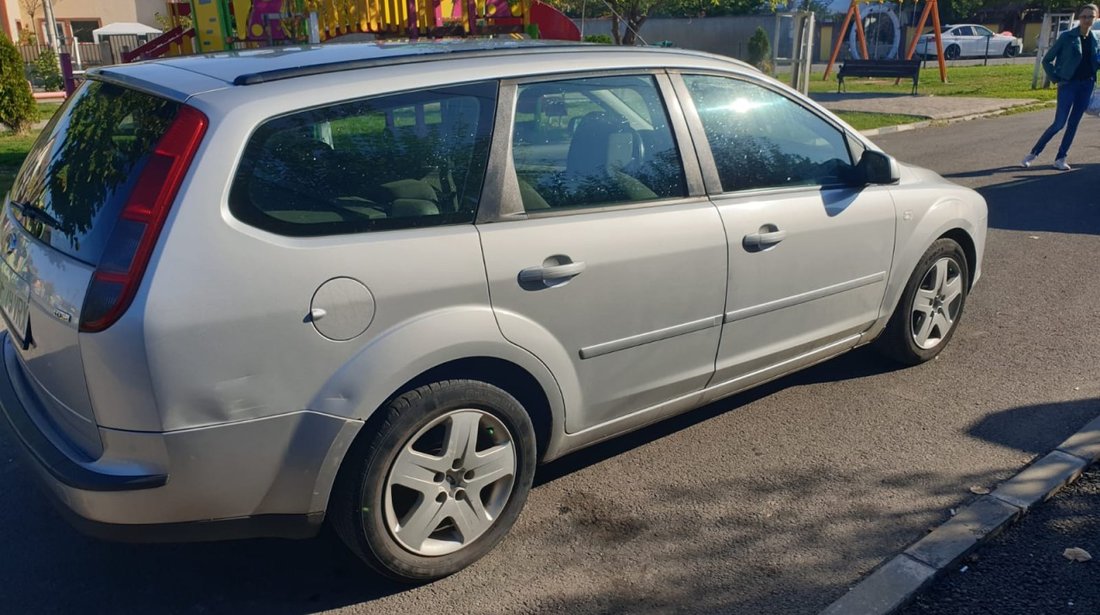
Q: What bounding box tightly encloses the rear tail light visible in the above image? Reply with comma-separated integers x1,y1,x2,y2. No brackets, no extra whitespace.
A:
79,105,207,332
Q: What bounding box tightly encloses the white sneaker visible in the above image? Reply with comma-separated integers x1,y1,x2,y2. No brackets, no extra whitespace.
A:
1054,158,1071,171
1021,153,1037,167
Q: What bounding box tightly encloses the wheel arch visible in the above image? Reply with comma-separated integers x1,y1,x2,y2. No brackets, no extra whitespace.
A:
389,357,555,460
938,227,977,290
317,354,559,525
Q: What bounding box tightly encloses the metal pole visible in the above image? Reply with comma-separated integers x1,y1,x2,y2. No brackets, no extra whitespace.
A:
984,35,990,66
308,12,320,44
59,51,74,96
580,0,586,38
42,0,60,54
802,12,815,94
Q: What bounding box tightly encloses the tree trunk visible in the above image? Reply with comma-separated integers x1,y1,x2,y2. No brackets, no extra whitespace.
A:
611,14,622,45
622,14,647,46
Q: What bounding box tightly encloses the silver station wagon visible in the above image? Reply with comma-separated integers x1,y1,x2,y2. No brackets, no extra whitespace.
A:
0,41,986,582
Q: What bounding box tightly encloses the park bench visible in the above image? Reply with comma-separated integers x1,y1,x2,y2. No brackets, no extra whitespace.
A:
837,59,922,95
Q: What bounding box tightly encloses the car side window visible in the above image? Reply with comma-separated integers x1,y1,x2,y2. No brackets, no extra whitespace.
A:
511,75,687,212
229,82,496,236
683,74,855,192
973,26,993,37
954,26,973,36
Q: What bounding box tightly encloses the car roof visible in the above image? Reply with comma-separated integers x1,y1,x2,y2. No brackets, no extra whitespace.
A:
88,40,749,100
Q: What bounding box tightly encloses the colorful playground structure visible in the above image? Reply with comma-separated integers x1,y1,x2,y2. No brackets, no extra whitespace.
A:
123,0,579,62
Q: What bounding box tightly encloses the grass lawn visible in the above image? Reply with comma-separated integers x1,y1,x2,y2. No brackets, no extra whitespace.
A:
808,63,1057,102
37,102,62,121
832,111,927,130
0,130,41,195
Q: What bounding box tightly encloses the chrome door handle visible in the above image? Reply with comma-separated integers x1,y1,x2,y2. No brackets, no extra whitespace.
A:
742,229,787,249
518,261,587,285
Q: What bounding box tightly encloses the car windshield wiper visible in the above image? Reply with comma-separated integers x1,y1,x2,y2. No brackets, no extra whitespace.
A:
9,200,62,230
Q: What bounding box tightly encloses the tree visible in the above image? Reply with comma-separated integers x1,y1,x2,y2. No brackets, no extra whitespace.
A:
606,0,664,45
0,32,37,134
747,26,770,70
18,0,62,25
31,47,63,91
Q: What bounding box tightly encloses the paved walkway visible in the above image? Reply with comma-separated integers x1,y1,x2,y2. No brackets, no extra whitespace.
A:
809,92,1039,121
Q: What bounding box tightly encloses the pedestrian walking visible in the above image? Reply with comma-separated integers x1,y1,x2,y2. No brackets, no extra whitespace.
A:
1022,3,1100,171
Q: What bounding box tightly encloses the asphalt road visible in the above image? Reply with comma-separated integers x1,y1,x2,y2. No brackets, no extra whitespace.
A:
2,109,1100,615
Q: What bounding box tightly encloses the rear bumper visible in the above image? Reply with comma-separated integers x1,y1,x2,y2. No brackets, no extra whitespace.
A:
0,333,167,491
0,331,362,541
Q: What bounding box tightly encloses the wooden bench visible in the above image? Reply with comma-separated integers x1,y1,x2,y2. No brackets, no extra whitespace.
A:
837,59,922,95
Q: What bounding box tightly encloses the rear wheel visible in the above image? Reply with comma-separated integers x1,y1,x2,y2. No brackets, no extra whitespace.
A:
945,44,961,60
331,380,537,582
875,238,969,365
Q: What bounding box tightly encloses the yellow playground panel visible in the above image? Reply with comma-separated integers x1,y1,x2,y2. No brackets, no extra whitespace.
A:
187,0,529,53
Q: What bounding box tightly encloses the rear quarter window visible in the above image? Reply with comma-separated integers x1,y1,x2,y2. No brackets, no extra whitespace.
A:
229,82,498,237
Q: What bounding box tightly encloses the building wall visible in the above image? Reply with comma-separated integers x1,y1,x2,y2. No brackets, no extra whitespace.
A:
1,0,17,40
6,0,162,43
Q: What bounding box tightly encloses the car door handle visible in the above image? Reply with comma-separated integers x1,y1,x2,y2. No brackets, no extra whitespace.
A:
518,261,587,285
742,229,787,249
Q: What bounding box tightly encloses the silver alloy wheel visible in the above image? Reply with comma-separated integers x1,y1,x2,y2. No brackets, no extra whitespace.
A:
910,256,964,350
384,409,517,556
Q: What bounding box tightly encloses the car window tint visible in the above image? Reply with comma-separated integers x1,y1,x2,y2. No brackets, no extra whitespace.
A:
511,75,686,212
954,26,973,36
974,26,993,36
229,82,496,236
683,75,854,192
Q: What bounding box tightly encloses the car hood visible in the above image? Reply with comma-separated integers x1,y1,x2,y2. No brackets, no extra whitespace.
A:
897,161,949,185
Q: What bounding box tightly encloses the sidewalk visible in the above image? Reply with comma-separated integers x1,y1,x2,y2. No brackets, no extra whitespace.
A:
820,415,1100,615
809,92,1038,122
901,464,1100,615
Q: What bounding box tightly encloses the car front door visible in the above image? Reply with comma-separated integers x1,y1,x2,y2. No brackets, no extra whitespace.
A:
478,73,728,433
954,26,979,55
972,26,997,55
674,73,896,400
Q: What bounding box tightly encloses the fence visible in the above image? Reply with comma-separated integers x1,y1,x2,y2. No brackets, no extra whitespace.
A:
17,35,157,70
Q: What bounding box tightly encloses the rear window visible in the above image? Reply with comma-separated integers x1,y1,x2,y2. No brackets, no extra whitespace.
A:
228,81,497,237
8,81,180,264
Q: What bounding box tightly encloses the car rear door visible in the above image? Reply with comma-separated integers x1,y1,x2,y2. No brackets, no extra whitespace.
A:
478,72,727,433
672,72,895,400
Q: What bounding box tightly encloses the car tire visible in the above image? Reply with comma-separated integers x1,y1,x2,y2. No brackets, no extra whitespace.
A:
1003,44,1019,58
945,44,961,60
875,238,969,366
330,379,537,582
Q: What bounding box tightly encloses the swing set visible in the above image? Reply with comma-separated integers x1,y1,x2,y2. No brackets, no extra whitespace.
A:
823,0,949,84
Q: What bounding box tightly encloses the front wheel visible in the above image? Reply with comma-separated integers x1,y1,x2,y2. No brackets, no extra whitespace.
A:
1003,44,1019,58
875,238,969,365
330,380,537,582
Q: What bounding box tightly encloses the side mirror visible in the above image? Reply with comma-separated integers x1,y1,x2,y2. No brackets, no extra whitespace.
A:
856,150,901,185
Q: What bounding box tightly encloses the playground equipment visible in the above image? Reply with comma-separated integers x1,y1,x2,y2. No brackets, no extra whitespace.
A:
124,0,579,61
823,0,949,84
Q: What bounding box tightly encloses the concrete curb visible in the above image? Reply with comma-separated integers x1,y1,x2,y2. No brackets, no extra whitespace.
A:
858,101,1055,137
820,413,1100,615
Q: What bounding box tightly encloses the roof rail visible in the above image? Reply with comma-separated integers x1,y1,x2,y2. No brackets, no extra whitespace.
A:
231,44,683,86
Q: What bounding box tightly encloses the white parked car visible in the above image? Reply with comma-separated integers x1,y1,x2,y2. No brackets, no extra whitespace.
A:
917,24,1023,60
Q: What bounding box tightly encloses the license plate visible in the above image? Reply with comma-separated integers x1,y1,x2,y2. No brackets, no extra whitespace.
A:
0,258,30,344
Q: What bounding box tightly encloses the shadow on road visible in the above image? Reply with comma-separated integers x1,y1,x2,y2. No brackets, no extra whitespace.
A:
2,364,1097,614
943,162,1100,235
535,346,900,487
